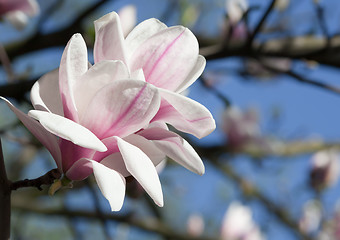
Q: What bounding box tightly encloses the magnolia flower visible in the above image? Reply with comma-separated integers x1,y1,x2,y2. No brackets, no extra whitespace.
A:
0,0,39,29
221,202,265,240
2,13,215,211
93,12,215,140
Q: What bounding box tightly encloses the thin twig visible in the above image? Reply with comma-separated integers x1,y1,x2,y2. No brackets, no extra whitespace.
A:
247,0,277,47
10,168,61,191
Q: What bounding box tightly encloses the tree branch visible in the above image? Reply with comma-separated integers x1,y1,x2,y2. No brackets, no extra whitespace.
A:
0,139,11,240
10,168,61,191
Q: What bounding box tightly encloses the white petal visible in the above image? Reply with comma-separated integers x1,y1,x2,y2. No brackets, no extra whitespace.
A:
59,33,88,121
1,97,62,170
30,68,63,115
175,55,206,93
91,160,126,211
94,11,127,64
116,137,163,207
139,127,204,175
28,110,107,152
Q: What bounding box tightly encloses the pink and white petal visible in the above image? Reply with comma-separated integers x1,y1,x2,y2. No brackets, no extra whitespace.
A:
28,110,107,152
30,68,63,115
116,137,163,207
125,18,167,60
152,89,216,139
95,134,165,177
1,97,62,170
74,60,130,119
67,158,126,211
138,127,204,175
65,158,94,181
94,11,127,64
59,33,88,122
175,55,206,93
81,80,160,139
129,26,199,91
124,134,165,166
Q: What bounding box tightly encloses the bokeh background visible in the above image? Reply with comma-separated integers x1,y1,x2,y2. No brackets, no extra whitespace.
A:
1,0,340,239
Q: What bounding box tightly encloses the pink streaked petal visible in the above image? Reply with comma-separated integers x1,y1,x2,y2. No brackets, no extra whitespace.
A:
30,68,63,116
138,127,204,175
81,80,160,139
116,136,163,207
152,89,216,139
125,18,167,60
66,158,126,211
1,97,62,170
59,33,88,122
28,110,107,152
74,60,130,119
129,26,199,91
94,11,127,64
175,55,206,93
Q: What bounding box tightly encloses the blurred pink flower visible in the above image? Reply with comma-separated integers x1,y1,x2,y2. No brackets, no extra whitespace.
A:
310,150,340,190
221,202,265,240
93,11,216,139
187,213,205,237
0,0,39,29
222,107,261,149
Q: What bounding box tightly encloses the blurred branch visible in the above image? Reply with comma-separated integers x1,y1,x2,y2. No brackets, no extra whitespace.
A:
0,139,11,240
260,60,340,96
0,78,36,101
200,35,340,68
10,168,61,191
196,140,340,161
12,202,217,240
247,0,277,47
6,0,109,60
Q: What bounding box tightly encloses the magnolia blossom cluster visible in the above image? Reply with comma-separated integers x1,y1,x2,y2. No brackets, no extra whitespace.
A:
1,11,215,211
0,0,39,29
